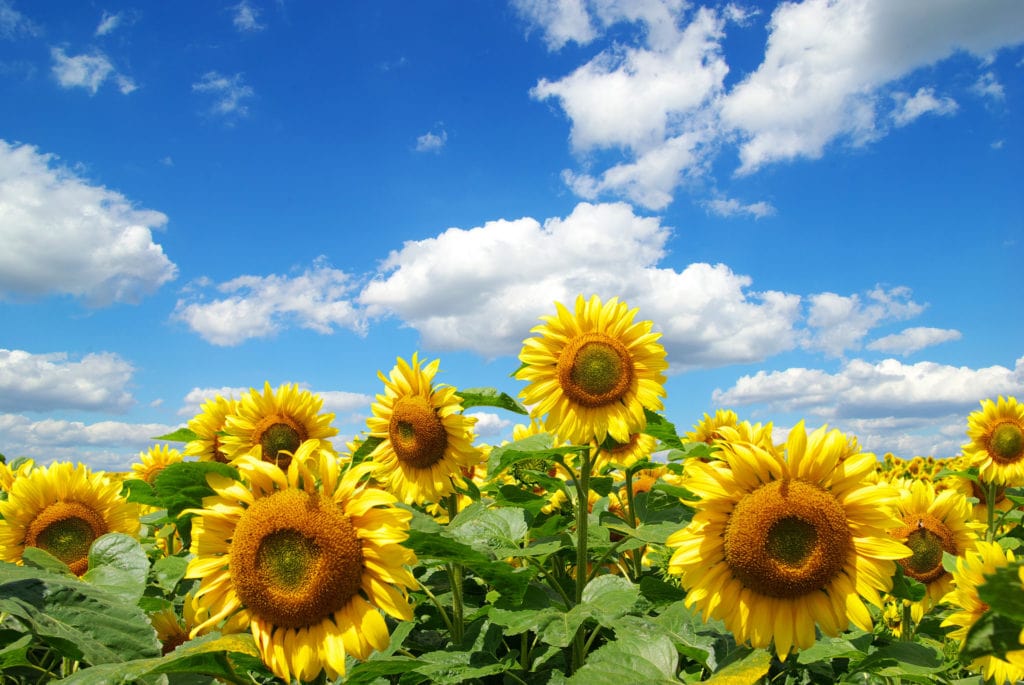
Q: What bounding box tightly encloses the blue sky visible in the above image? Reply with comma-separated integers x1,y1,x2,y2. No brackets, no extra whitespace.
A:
1,0,1021,471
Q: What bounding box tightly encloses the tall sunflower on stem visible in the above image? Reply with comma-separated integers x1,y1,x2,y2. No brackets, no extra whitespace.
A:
221,382,337,469
185,440,417,682
366,353,482,506
667,422,910,657
516,294,668,446
0,462,139,575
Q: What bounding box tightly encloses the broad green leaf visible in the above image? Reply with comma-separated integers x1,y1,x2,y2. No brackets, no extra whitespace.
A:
488,606,561,636
404,529,535,607
795,635,865,664
487,433,552,474
351,435,384,462
82,533,149,604
0,562,161,665
56,633,259,684
581,574,639,620
638,575,687,606
977,561,1024,623
21,545,76,575
649,601,718,670
960,609,1024,663
344,657,421,685
0,634,33,670
642,409,683,449
151,427,200,443
491,484,548,515
889,564,927,603
853,641,945,677
449,503,528,556
457,387,528,414
704,648,773,684
152,462,238,518
120,478,162,507
150,555,190,594
493,444,589,477
567,633,678,685
539,605,591,648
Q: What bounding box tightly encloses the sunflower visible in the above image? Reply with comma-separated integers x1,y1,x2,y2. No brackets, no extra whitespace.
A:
185,440,417,682
221,382,338,469
185,394,238,463
963,396,1024,486
938,457,1015,525
0,458,33,493
685,409,739,444
941,542,1024,685
0,462,140,575
517,295,668,446
667,422,910,656
131,444,183,484
888,479,982,623
592,432,658,473
366,353,482,505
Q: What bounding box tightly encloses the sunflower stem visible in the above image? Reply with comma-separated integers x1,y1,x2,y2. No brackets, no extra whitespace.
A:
418,578,457,639
985,480,997,542
445,493,465,645
900,600,915,641
623,466,642,581
571,447,592,673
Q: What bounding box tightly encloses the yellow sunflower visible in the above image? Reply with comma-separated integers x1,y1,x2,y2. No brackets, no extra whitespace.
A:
0,462,140,575
938,457,1015,525
963,396,1024,486
185,394,238,463
942,541,1024,685
666,422,910,656
516,295,668,446
888,479,982,623
131,444,183,484
221,382,338,469
685,409,739,444
366,353,482,505
0,458,33,492
185,440,417,682
592,432,658,472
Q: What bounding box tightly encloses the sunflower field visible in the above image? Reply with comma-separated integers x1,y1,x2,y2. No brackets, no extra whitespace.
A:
1,294,1023,685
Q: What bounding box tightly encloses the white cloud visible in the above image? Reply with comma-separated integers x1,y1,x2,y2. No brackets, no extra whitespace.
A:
0,140,177,305
712,356,1024,456
704,196,776,219
0,349,135,413
467,411,513,440
95,10,123,36
0,0,38,38
891,87,958,126
173,258,365,346
177,385,249,417
867,326,962,355
512,0,597,50
232,0,264,32
0,413,177,471
723,3,759,26
360,201,802,369
804,286,925,357
972,70,1005,100
722,0,1024,175
192,71,254,117
50,48,135,96
415,129,447,153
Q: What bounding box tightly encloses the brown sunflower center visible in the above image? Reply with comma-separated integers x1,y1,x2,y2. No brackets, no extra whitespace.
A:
989,422,1024,464
230,489,364,629
724,479,852,599
892,513,957,584
556,333,634,408
254,414,307,468
389,395,448,469
24,501,109,575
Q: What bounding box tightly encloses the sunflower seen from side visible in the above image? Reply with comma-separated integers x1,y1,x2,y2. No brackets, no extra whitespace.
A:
942,541,1024,685
366,353,482,505
221,382,337,469
0,462,139,575
185,394,238,463
888,479,982,623
963,395,1024,486
667,422,910,656
131,444,183,484
185,440,417,682
516,295,668,446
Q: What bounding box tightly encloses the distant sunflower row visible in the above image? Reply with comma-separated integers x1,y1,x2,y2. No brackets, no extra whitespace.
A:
1,294,1022,683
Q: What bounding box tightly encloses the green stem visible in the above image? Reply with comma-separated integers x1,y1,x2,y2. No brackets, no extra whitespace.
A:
986,480,997,542
446,493,465,645
418,580,456,638
571,448,593,674
623,468,642,580
900,601,914,641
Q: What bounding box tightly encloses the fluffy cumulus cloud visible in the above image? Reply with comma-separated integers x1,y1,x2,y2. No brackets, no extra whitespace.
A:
415,129,447,153
50,47,136,95
192,71,254,117
804,287,925,357
174,260,365,345
360,201,802,368
703,196,775,219
0,413,177,470
867,326,962,355
232,0,264,32
0,349,135,413
529,0,1024,205
721,0,1024,174
713,356,1024,455
467,411,513,440
0,140,177,305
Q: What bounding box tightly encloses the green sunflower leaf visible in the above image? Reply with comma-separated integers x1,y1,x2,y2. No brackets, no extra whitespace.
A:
458,387,528,414
704,647,773,684
149,554,190,594
82,533,150,604
566,633,679,684
889,565,927,602
642,409,683,450
150,427,199,443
